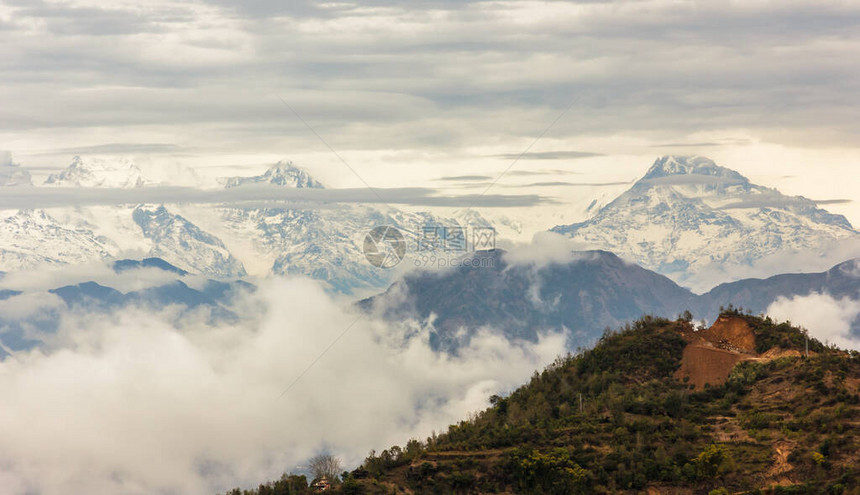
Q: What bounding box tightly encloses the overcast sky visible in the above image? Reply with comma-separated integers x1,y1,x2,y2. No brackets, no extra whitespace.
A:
1,0,859,221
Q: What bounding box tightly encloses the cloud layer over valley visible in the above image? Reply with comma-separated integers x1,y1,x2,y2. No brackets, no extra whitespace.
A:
0,277,566,494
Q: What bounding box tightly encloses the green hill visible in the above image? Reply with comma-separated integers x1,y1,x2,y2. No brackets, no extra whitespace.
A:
226,312,860,495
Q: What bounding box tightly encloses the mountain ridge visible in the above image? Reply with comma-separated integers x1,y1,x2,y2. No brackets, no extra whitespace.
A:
362,248,860,351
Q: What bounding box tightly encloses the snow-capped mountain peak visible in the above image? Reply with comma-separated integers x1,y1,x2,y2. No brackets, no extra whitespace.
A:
44,156,152,188
222,161,324,189
642,155,747,182
552,155,858,290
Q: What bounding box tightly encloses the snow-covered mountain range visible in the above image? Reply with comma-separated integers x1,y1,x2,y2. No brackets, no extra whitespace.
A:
0,157,481,292
2,154,857,294
174,161,484,292
0,156,246,278
551,156,859,290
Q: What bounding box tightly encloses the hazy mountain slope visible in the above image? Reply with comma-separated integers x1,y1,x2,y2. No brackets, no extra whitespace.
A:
47,156,247,278
361,249,697,350
552,156,858,290
0,257,252,355
363,251,860,352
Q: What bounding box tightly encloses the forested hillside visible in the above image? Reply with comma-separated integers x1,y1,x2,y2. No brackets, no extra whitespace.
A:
226,312,860,494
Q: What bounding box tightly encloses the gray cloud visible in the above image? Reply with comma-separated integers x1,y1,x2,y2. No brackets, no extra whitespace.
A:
3,0,860,163
502,180,631,188
438,170,584,184
0,184,549,209
51,143,182,155
493,151,603,160
4,0,192,35
650,138,753,148
0,151,16,168
435,175,493,182
650,142,723,148
507,170,581,176
718,196,853,210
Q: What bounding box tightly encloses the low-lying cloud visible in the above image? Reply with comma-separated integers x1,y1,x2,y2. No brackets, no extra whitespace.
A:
501,231,596,269
766,292,860,351
0,261,188,294
502,180,630,188
0,277,566,495
0,152,32,186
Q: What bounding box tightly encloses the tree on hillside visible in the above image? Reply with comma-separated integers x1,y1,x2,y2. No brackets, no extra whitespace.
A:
309,454,342,482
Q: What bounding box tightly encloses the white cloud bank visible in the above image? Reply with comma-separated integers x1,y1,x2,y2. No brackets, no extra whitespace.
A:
501,231,596,269
0,277,565,495
766,292,860,351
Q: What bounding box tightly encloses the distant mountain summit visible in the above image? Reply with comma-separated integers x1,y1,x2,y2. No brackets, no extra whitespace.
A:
44,156,152,188
222,161,324,189
552,155,857,289
640,155,746,181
